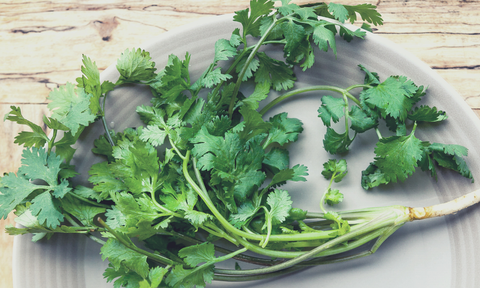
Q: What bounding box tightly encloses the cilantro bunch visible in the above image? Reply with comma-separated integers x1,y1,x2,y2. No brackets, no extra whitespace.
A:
1,1,477,287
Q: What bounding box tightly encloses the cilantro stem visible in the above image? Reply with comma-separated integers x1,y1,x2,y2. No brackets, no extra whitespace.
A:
183,151,342,243
193,157,207,194
47,129,58,153
228,17,280,118
169,137,185,160
101,94,115,146
217,208,408,276
67,191,111,208
260,85,361,116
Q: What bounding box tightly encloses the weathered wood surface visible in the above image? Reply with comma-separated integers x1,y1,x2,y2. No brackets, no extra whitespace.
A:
1,0,479,286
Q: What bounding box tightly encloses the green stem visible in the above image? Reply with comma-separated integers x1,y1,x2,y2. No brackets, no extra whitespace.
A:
101,95,115,146
260,85,353,116
48,129,58,153
182,151,339,243
67,191,111,208
228,17,279,118
215,208,408,276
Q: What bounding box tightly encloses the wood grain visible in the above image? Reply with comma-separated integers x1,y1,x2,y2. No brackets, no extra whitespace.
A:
1,0,479,287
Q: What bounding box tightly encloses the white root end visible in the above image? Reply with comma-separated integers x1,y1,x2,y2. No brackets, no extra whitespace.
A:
409,188,480,221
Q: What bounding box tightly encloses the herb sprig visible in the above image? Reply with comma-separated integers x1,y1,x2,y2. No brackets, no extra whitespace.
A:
2,1,478,287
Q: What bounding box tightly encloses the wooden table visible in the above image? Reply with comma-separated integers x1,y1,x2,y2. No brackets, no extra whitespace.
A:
1,0,479,287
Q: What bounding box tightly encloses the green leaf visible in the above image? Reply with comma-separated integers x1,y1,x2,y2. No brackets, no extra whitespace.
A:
344,4,383,26
213,38,238,64
373,128,424,184
17,147,63,186
229,201,258,229
324,188,344,206
328,3,349,23
321,159,348,182
361,76,420,122
166,264,214,288
233,0,275,37
266,189,292,225
104,263,144,288
263,148,289,172
323,127,354,155
179,242,216,267
408,105,448,122
281,19,306,55
263,112,303,148
116,48,157,84
202,68,233,88
237,106,272,141
361,162,389,190
255,52,296,91
0,173,40,219
349,105,378,133
3,106,49,148
324,211,350,236
242,82,270,110
29,191,64,228
0,147,70,227
312,24,337,55
140,125,168,147
317,95,346,127
101,238,150,279
421,143,473,180
75,54,104,115
47,82,97,135
89,161,127,198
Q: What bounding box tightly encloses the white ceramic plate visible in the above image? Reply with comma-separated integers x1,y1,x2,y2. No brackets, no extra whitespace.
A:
13,14,480,288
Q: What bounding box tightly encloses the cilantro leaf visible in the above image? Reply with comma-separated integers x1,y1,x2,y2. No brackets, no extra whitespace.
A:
361,162,389,190
103,263,144,288
323,127,354,155
229,201,258,229
408,105,448,123
372,128,424,184
324,211,350,236
255,52,296,91
312,24,337,55
75,54,114,115
266,189,292,225
213,38,238,64
47,82,97,135
179,242,216,267
263,112,303,148
116,48,157,84
321,159,348,182
317,95,346,127
3,106,49,148
344,4,383,26
202,67,233,88
29,191,65,228
242,82,270,111
349,105,378,133
233,0,275,37
166,264,214,288
360,76,421,122
281,19,306,55
101,238,150,279
420,143,473,181
328,3,349,23
324,188,344,206
263,147,289,173
191,127,266,208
